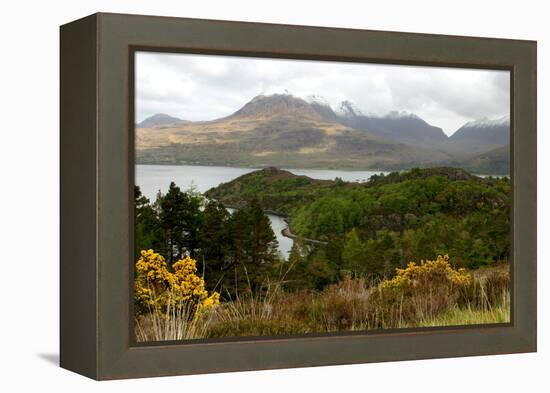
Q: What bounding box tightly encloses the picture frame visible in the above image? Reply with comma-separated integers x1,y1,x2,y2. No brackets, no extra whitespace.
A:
60,12,537,380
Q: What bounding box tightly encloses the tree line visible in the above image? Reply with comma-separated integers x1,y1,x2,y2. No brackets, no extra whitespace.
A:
287,174,510,288
135,182,279,297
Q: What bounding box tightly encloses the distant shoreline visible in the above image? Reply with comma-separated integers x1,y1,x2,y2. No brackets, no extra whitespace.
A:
135,162,390,174
135,162,509,178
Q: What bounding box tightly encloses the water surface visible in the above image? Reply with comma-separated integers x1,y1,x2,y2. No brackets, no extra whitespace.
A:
136,164,384,200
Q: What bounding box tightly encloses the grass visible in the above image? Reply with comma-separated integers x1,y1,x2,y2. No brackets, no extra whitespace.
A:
415,295,510,327
135,288,216,342
135,264,511,341
205,263,510,337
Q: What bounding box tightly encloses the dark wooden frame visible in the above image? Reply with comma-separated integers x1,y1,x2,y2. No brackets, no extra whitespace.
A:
60,12,537,380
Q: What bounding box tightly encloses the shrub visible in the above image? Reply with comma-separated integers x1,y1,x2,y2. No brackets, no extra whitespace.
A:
483,270,510,305
458,267,510,310
373,255,471,327
315,277,373,331
134,249,220,341
207,283,304,337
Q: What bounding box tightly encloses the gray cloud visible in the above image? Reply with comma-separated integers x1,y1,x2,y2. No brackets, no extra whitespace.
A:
136,52,509,135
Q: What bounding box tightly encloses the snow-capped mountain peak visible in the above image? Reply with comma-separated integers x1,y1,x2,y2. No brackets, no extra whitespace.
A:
462,116,510,129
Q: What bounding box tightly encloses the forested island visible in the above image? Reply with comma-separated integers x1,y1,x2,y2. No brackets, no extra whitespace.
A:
134,167,510,341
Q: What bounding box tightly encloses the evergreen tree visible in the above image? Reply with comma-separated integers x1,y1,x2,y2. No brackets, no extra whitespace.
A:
362,230,399,276
247,198,279,268
283,240,310,290
199,200,230,289
134,186,161,259
223,208,250,296
342,228,366,276
225,199,279,295
159,182,191,263
182,186,204,258
303,248,337,290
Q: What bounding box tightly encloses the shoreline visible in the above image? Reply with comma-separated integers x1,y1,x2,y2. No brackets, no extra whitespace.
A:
136,163,510,178
281,226,327,246
226,205,326,246
136,162,390,174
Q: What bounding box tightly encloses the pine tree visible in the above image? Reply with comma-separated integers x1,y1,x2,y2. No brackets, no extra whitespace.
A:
283,241,308,290
199,200,230,289
247,198,279,267
159,182,190,263
182,186,204,258
342,228,366,275
225,198,279,295
225,208,252,296
134,186,161,259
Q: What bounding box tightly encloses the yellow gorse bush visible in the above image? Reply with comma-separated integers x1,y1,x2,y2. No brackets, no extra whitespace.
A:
381,254,471,290
372,255,473,325
134,249,220,316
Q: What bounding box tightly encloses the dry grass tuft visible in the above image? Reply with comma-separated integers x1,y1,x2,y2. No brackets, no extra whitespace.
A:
135,288,217,342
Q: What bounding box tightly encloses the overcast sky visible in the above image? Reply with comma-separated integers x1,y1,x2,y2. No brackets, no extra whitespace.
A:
136,51,510,136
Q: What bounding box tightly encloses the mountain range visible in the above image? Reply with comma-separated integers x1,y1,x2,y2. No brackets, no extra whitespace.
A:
136,93,510,174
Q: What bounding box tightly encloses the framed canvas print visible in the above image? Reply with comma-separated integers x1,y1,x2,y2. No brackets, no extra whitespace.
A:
60,13,537,380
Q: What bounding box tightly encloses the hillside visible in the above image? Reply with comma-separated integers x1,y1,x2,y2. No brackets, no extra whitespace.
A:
206,166,493,217
462,145,510,175
206,166,510,269
205,167,332,214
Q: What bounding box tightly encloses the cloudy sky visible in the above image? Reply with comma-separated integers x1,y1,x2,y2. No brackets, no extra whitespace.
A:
136,51,510,136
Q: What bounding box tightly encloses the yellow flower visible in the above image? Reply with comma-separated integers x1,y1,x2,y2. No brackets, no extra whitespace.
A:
380,255,471,290
134,250,220,318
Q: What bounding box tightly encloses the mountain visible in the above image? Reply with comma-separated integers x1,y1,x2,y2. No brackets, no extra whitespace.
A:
307,95,340,122
136,113,184,128
136,93,452,170
336,101,449,146
448,116,510,153
461,145,510,175
227,94,327,121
